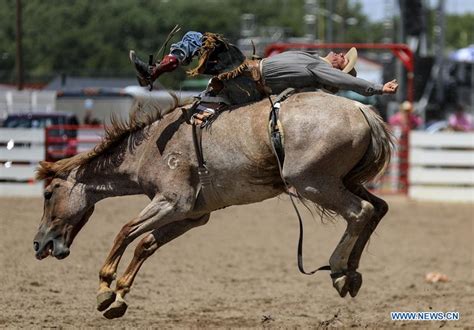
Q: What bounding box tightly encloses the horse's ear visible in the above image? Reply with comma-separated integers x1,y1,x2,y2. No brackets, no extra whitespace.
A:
35,161,55,180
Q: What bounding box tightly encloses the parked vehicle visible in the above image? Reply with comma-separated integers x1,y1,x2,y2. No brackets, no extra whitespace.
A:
2,112,79,129
2,112,80,161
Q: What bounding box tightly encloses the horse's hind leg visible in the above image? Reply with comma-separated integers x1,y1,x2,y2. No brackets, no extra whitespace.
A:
290,176,374,298
102,214,210,319
345,185,388,296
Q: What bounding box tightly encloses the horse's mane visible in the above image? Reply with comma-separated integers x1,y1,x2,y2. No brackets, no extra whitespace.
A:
36,94,181,180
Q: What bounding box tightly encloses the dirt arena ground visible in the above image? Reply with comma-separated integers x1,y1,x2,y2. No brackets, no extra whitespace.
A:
0,195,472,328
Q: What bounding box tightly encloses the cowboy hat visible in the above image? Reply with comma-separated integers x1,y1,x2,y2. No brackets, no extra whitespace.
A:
322,47,358,77
342,47,358,76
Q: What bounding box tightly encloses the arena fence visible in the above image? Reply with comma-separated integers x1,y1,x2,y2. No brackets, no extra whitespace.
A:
370,127,409,194
409,131,474,203
0,126,103,197
0,128,45,196
1,126,473,202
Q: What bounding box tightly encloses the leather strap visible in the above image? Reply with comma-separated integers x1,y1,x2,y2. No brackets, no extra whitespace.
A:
268,89,331,275
192,123,205,169
191,105,224,209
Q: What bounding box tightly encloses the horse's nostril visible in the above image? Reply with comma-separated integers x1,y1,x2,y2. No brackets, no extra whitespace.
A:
33,241,40,252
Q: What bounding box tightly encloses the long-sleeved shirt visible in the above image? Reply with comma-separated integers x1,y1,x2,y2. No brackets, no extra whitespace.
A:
262,51,384,96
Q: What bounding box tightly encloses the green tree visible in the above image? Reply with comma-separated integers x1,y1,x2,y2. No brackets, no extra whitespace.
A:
1,0,471,88
445,14,474,50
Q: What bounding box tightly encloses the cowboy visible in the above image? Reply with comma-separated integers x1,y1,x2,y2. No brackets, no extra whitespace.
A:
130,31,398,122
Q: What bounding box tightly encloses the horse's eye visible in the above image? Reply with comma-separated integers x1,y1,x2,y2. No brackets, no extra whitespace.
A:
44,191,53,200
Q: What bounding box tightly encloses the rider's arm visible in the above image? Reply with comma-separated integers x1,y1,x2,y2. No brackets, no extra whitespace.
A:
308,62,384,96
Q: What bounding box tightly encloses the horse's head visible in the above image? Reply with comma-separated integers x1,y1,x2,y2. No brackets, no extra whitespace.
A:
33,161,95,260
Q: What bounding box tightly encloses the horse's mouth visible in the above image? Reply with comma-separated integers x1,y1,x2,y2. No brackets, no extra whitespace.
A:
34,209,93,261
34,239,70,260
35,240,53,260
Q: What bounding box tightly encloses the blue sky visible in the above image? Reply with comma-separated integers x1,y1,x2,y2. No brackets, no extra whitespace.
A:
356,0,474,22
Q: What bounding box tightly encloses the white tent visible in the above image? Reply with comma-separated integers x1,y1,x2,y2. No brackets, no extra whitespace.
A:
449,45,474,63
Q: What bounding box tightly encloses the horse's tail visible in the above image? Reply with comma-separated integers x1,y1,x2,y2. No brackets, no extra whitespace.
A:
344,105,394,186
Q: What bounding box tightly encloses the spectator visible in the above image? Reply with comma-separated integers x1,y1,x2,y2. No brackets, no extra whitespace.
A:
388,101,422,130
84,110,101,125
447,104,473,132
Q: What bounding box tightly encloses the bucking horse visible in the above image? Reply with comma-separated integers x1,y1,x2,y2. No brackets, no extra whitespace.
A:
33,91,392,319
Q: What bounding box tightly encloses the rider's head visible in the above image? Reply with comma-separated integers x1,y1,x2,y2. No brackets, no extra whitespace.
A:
324,47,358,77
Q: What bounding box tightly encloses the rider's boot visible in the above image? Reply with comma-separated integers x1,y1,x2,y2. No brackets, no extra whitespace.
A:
129,51,180,87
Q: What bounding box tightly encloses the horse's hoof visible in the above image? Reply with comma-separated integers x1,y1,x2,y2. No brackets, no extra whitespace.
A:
348,271,363,297
103,300,128,319
332,274,349,298
97,290,116,312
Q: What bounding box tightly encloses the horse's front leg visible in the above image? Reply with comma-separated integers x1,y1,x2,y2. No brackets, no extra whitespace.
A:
102,214,210,319
96,194,178,311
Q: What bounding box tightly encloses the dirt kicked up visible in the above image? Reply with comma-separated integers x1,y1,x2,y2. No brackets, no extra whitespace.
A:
0,195,472,327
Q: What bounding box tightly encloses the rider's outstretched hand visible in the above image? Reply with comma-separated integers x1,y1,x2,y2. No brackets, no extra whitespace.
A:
382,79,398,94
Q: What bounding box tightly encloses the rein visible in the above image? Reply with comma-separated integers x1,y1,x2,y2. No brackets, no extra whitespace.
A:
156,25,181,62
267,88,331,275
